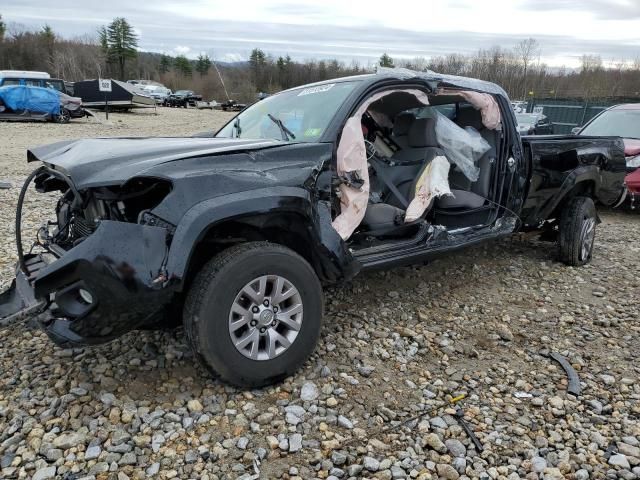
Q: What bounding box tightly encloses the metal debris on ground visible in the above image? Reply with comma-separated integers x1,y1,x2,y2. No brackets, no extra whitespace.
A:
454,406,484,452
550,352,582,396
0,181,10,189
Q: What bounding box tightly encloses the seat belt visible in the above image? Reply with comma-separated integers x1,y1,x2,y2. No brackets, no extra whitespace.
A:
369,158,409,209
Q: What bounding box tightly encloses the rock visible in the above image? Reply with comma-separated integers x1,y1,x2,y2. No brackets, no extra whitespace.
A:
391,465,407,478
32,466,56,480
424,433,447,453
363,456,380,472
574,469,589,480
300,382,319,401
430,417,448,430
187,399,203,412
337,415,354,429
600,374,615,385
289,433,303,452
266,436,279,450
445,438,466,458
146,463,160,476
53,431,86,449
184,450,198,464
326,397,338,407
452,457,466,474
618,442,640,459
436,464,460,480
531,456,547,472
497,324,514,341
548,396,564,409
331,451,347,466
237,437,249,450
85,445,101,460
609,454,631,469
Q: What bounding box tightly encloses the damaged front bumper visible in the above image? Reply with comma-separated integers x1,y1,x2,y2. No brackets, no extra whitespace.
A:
0,220,174,347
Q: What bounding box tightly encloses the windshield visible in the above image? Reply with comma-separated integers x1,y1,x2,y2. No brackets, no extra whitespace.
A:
216,81,358,143
581,109,640,139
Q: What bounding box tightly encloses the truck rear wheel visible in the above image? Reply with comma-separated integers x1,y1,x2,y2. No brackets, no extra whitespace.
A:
183,242,323,387
558,196,597,266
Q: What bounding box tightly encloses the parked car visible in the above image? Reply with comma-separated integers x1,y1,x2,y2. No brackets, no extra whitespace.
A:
166,90,202,108
516,112,553,135
573,103,640,207
142,85,172,105
0,85,83,123
0,70,71,95
0,70,626,387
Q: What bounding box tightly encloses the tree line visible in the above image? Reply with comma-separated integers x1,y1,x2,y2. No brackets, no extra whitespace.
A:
1,15,639,103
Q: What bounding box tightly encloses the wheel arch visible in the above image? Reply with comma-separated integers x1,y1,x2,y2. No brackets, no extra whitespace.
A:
165,188,359,291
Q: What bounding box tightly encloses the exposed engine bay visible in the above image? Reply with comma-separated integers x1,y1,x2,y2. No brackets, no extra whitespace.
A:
31,169,173,254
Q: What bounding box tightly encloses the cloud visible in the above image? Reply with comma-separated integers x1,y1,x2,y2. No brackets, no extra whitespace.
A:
518,0,640,20
1,0,639,68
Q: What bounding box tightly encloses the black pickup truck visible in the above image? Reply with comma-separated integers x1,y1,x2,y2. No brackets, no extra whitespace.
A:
0,70,626,387
165,89,202,108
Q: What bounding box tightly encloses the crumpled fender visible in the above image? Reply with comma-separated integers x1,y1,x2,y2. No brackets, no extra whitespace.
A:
535,165,601,221
164,186,360,286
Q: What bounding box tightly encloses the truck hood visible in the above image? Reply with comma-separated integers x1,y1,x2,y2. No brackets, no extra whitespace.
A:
27,137,282,188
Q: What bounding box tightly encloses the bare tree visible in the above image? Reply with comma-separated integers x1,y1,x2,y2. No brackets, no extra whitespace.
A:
514,38,540,99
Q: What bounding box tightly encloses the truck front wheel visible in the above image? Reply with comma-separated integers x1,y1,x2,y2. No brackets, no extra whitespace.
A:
558,196,597,266
183,242,323,387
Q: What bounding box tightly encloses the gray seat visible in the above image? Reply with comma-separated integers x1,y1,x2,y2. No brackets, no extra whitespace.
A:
391,112,414,150
436,107,496,210
360,118,443,235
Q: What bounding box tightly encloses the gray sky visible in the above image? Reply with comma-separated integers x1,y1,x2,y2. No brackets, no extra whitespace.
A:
2,0,639,68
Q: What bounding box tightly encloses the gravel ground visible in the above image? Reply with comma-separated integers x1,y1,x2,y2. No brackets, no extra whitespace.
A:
1,109,639,480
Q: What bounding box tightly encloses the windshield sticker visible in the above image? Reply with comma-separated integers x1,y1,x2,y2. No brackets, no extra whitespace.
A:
297,84,335,96
304,128,322,137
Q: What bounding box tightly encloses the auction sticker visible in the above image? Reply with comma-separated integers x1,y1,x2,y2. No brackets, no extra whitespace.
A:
298,84,335,96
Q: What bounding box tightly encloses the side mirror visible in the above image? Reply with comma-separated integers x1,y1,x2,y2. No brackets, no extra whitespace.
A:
571,127,581,135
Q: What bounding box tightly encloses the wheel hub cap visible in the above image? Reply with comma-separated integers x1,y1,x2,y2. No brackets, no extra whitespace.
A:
580,217,596,261
228,275,303,361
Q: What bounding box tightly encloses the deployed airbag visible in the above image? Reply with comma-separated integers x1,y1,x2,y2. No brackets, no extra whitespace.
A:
404,156,452,222
437,88,501,130
435,111,490,182
332,89,430,240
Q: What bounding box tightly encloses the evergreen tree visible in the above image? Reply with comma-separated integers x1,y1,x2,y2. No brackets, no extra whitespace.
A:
41,25,55,62
159,54,171,74
379,53,394,68
249,48,267,89
99,17,138,80
0,15,6,41
195,54,212,75
174,55,192,76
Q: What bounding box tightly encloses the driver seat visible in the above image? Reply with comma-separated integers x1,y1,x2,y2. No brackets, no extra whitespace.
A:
359,118,444,236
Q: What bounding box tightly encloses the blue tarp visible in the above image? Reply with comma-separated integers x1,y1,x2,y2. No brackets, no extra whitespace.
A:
0,85,60,116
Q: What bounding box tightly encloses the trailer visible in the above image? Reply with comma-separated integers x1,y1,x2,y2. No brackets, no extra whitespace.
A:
73,79,156,110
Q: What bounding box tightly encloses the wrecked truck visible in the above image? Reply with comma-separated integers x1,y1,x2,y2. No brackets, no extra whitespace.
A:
0,69,626,387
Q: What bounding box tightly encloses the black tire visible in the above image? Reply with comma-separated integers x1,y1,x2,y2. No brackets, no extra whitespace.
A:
558,196,597,266
183,242,323,388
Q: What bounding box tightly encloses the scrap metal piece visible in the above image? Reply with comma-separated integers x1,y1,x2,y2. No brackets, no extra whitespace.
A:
0,181,10,189
550,352,582,396
454,407,484,452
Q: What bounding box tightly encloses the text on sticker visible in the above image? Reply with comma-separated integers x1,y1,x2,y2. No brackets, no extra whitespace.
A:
297,84,335,96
